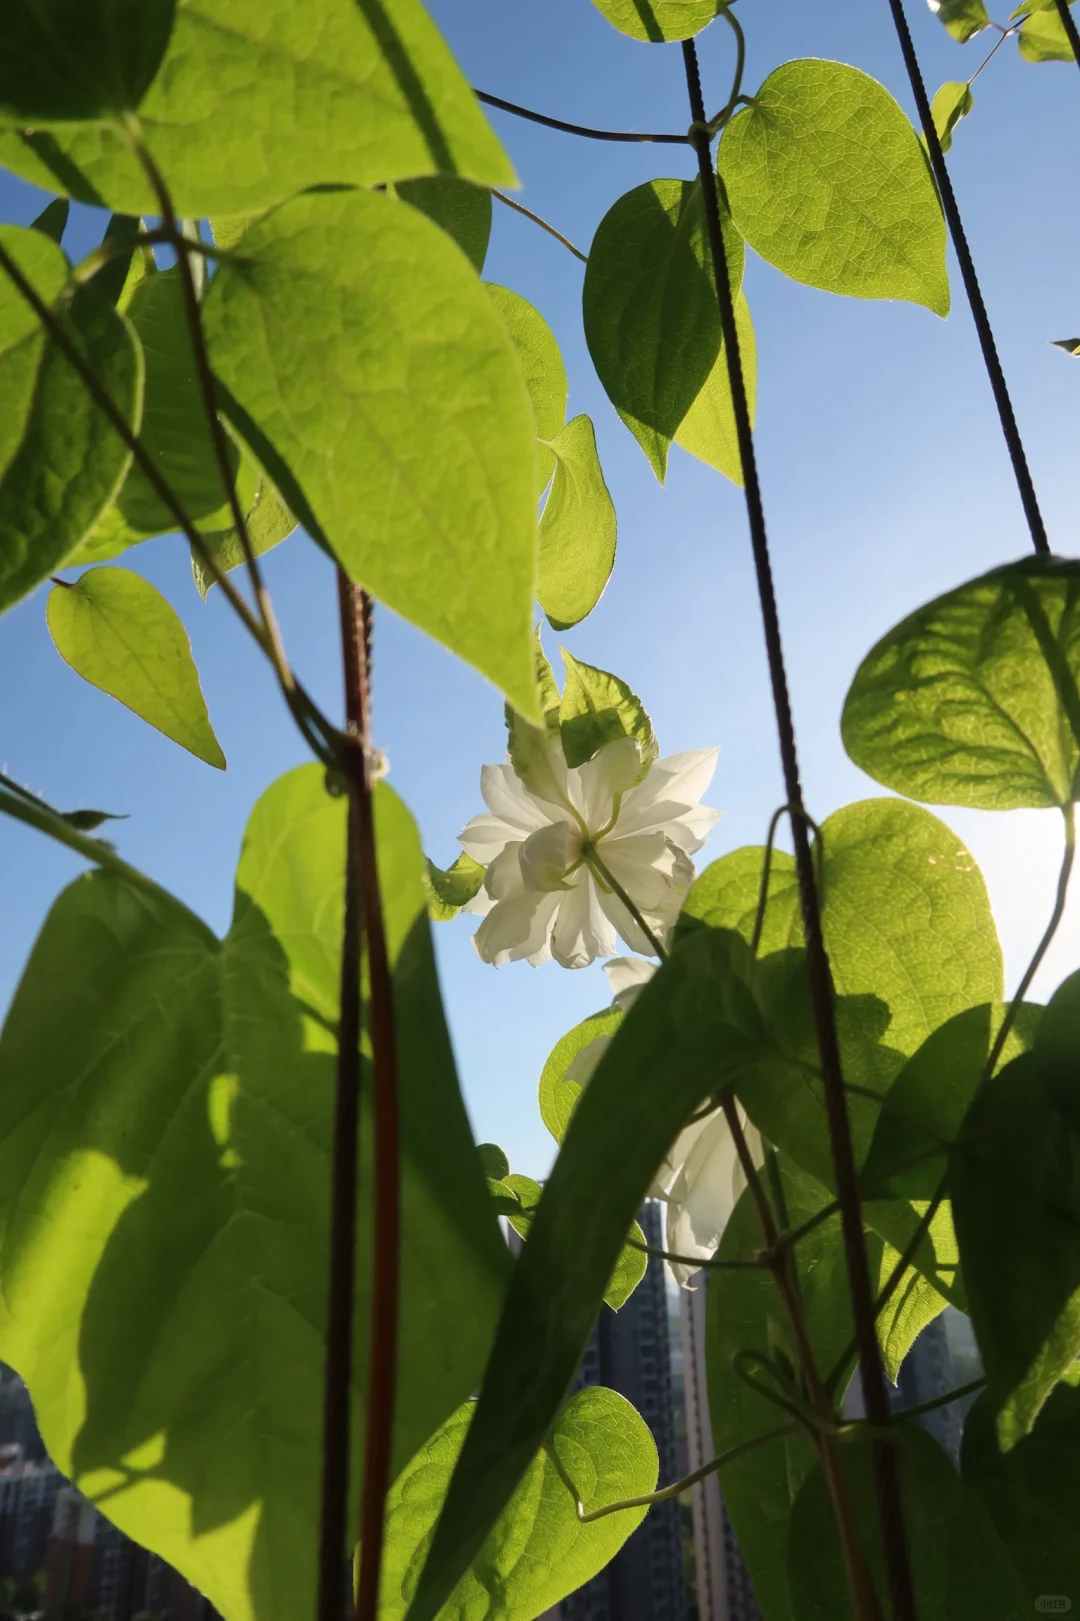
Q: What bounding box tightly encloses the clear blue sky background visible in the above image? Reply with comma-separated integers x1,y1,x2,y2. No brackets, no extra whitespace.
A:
1,0,1077,1178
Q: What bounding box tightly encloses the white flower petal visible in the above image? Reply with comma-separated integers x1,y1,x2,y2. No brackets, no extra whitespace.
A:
473,887,560,966
577,737,642,827
616,749,720,835
551,873,618,969
664,1106,764,1288
599,831,692,914
458,811,523,864
603,955,656,1011
519,821,581,893
480,760,558,833
485,842,526,901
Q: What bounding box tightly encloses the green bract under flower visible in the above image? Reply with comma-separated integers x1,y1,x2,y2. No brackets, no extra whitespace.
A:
459,735,719,968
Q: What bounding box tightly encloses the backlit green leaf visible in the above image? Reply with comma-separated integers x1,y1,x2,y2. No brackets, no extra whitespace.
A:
190,463,297,600
927,0,991,42
0,226,141,614
1018,0,1078,61
788,1424,1027,1621
503,1166,646,1314
842,557,1080,810
930,81,975,152
559,650,657,770
720,59,950,314
0,767,508,1621
424,851,485,922
0,0,174,121
404,930,766,1621
963,1381,1080,1607
538,1008,624,1145
47,567,224,767
672,289,756,486
588,0,726,42
202,188,539,716
381,1388,655,1621
582,178,744,480
0,0,514,215
486,284,568,494
396,176,492,273
537,415,616,630
676,841,801,957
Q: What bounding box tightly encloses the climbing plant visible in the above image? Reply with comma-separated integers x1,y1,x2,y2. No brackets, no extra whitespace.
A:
0,4,1077,1621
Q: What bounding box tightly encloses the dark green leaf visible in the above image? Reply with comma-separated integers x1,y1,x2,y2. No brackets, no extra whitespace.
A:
47,567,225,768
788,1424,1027,1620
930,80,975,152
720,60,949,314
424,851,485,922
1052,337,1080,356
963,1381,1080,1607
477,1144,510,1181
0,0,174,121
1035,968,1080,1133
537,414,616,631
30,197,69,244
582,178,744,480
0,0,514,215
486,284,568,494
0,767,509,1621
404,929,767,1621
951,1048,1080,1447
0,226,141,615
559,650,657,770
669,289,756,486
538,1008,624,1145
927,0,992,42
503,1169,647,1315
842,557,1080,809
61,806,127,831
588,0,725,42
203,188,539,717
395,176,492,273
381,1388,656,1621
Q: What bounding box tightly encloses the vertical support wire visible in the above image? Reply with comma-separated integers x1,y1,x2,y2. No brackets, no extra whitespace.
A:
681,37,918,1621
1050,0,1080,72
884,0,1050,557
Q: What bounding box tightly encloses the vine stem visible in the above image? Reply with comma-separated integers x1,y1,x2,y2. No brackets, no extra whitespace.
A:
883,0,1049,558
491,190,587,263
552,1421,798,1524
1050,0,1080,69
317,582,367,1621
682,37,915,1621
582,846,668,960
336,578,402,1621
122,118,296,694
473,87,686,144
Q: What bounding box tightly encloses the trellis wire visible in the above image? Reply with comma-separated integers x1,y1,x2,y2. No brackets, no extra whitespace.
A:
884,0,1050,557
682,34,918,1621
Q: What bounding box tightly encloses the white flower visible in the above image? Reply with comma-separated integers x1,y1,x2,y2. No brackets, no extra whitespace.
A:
563,954,765,1287
459,736,719,969
653,1104,763,1287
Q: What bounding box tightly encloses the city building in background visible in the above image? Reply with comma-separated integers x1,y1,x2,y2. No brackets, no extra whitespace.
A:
679,1274,760,1621
0,1365,220,1621
560,1203,686,1621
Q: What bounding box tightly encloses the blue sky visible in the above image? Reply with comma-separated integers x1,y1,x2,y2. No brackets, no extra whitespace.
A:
1,0,1078,1177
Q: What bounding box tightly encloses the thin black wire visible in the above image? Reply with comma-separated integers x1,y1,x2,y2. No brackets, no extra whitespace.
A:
474,87,687,144
1051,0,1080,69
884,0,1050,557
681,35,918,1621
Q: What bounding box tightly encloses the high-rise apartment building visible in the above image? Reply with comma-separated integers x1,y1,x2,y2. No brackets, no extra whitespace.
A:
560,1202,687,1621
679,1272,760,1621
